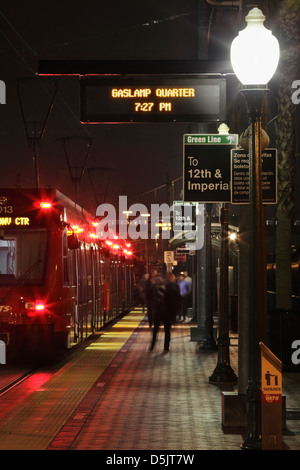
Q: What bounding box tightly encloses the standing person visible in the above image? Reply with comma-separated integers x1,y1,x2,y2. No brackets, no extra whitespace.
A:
165,272,181,325
183,270,192,286
145,269,157,327
183,270,193,319
149,274,168,352
138,273,148,312
177,272,192,321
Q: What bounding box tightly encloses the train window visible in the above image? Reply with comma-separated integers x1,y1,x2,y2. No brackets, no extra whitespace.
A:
86,246,92,287
0,229,47,284
69,249,77,287
0,238,16,276
62,230,69,286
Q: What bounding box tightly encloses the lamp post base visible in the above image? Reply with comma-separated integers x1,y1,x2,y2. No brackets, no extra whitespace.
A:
240,436,262,451
241,378,262,450
198,338,217,351
209,363,237,384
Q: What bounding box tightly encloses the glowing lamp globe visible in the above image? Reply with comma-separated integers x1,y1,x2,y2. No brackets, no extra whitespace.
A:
230,8,280,86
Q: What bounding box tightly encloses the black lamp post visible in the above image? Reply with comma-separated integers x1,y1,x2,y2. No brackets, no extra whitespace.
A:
230,8,280,449
209,124,237,383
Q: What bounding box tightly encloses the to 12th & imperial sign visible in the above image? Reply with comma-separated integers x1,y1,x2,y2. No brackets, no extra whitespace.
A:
183,134,277,204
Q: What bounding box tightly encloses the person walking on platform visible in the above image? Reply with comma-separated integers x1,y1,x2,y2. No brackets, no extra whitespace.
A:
145,269,157,327
183,270,193,320
177,272,192,321
165,272,181,324
138,273,148,312
149,273,180,352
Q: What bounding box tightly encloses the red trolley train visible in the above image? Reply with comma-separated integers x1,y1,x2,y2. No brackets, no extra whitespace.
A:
0,188,134,362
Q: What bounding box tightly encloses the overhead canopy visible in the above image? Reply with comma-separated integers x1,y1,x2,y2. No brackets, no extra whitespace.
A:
169,222,239,257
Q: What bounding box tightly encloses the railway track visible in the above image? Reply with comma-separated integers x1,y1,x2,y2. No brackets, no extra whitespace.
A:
0,368,37,397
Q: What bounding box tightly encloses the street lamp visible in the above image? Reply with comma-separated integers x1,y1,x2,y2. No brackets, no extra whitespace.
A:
230,8,279,449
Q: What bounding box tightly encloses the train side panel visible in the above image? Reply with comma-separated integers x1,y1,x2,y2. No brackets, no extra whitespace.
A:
0,188,135,362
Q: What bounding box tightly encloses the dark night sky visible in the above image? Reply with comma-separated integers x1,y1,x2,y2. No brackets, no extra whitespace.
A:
0,1,258,213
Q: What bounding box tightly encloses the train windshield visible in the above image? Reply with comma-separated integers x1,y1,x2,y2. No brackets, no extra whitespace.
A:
0,229,47,285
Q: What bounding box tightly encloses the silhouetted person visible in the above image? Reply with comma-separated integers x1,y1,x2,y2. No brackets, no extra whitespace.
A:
165,272,181,325
145,269,157,327
138,273,148,312
177,273,192,321
150,273,180,352
183,270,192,314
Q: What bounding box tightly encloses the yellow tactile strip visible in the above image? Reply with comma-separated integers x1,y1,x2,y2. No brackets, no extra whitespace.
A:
0,307,144,450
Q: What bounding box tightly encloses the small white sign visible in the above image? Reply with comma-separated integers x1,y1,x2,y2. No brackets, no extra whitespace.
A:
0,340,6,364
164,251,174,264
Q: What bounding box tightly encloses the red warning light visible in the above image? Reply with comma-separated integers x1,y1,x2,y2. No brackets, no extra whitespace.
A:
40,201,52,209
35,301,46,312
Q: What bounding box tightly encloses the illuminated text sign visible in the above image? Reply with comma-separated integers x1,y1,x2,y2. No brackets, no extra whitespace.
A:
0,217,30,226
80,78,226,123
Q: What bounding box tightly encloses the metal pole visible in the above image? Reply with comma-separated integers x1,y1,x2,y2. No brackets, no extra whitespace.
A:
62,137,92,205
32,140,40,189
209,204,237,383
240,86,268,450
199,203,217,351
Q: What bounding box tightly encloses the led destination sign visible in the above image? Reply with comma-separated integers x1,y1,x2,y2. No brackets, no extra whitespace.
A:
80,78,226,123
0,217,30,226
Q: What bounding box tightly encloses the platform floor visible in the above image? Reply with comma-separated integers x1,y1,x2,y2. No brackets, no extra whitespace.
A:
0,306,299,451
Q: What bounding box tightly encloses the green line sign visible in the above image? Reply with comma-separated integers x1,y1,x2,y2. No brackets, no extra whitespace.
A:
183,134,238,203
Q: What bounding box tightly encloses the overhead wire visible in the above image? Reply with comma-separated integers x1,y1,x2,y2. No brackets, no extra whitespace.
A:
0,7,92,137
0,9,37,57
0,9,194,190
0,22,36,75
37,12,192,53
0,10,193,139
